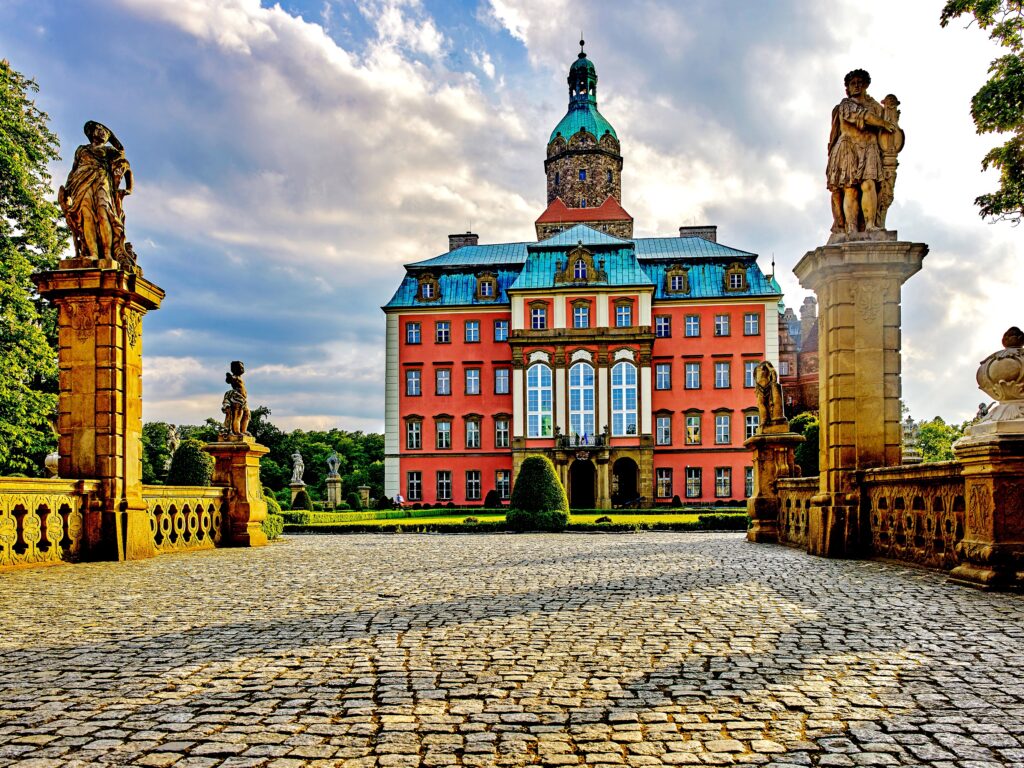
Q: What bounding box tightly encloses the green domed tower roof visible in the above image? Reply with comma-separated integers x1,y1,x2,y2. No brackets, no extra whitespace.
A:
549,40,617,143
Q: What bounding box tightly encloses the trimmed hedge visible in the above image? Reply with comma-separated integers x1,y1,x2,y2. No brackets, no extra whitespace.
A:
167,439,213,486
262,513,284,540
292,488,314,511
507,456,569,532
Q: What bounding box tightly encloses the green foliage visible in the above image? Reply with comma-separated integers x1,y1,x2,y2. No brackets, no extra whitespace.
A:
0,60,68,475
941,1,1024,222
141,422,173,484
345,491,362,511
292,488,313,511
790,412,820,478
916,417,966,462
507,456,569,532
166,439,213,486
264,490,283,517
261,513,284,540
483,489,502,508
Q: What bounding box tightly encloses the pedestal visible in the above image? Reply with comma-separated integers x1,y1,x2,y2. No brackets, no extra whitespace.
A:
358,485,371,508
326,476,342,508
34,262,164,561
290,482,307,506
744,427,804,543
950,423,1024,590
794,238,926,556
205,439,269,547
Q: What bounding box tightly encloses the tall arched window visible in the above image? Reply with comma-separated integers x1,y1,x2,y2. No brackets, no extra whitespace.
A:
611,361,638,436
569,362,595,442
526,364,553,438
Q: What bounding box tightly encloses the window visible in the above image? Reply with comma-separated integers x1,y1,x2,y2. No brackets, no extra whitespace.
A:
725,264,748,292
554,171,560,186
656,468,673,498
745,466,754,499
407,471,422,501
685,362,700,389
466,470,481,501
715,414,731,445
527,364,553,438
465,321,480,342
745,413,760,439
581,198,587,208
405,369,421,396
406,421,421,450
744,313,760,336
495,418,510,448
715,467,732,498
496,469,511,500
729,272,744,290
684,314,700,337
494,319,509,342
466,420,481,449
569,362,596,441
686,467,702,499
573,259,587,280
579,168,587,180
615,303,632,327
714,361,730,389
656,363,671,390
406,322,421,344
669,273,688,292
435,321,450,343
465,368,480,395
714,314,730,336
531,306,547,330
476,273,497,301
421,282,434,299
435,368,451,396
573,303,590,329
655,316,671,338
436,420,451,449
744,361,758,388
611,361,638,436
479,280,494,298
656,416,671,446
607,170,613,183
495,368,510,395
436,471,452,501
685,414,701,445
780,360,791,376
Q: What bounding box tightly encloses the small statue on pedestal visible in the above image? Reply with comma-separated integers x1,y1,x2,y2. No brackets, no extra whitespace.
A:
220,361,251,438
754,361,787,430
165,424,180,471
290,452,305,485
326,452,341,478
58,121,138,270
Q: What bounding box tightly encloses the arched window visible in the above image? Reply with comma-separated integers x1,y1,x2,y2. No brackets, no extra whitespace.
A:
573,258,587,280
569,362,595,443
526,364,553,438
611,361,638,436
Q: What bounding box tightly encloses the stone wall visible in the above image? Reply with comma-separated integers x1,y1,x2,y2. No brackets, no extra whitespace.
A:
536,219,633,240
545,132,622,206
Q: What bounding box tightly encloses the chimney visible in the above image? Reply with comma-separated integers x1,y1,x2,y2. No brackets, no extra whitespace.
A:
679,225,717,243
449,232,479,251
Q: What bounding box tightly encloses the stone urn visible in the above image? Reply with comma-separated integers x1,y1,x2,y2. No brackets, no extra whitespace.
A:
967,326,1024,432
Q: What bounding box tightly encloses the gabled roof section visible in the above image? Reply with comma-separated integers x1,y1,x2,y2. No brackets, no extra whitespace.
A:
533,223,632,249
407,241,529,269
510,246,653,291
535,197,633,225
641,261,780,300
383,268,521,309
634,235,756,261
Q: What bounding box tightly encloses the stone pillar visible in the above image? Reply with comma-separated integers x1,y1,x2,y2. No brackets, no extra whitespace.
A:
326,476,343,508
358,485,371,508
205,439,269,547
744,427,805,543
35,263,164,561
290,482,306,505
793,238,926,556
595,457,611,510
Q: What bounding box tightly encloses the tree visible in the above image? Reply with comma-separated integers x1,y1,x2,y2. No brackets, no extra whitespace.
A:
507,456,569,532
916,417,966,462
141,421,173,484
789,411,820,477
0,60,67,475
941,1,1024,222
166,438,213,486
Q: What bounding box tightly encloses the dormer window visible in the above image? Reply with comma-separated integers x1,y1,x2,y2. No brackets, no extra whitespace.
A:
554,246,606,285
573,259,587,280
481,281,493,297
417,273,440,302
475,271,497,301
422,283,433,299
665,265,689,295
724,263,748,292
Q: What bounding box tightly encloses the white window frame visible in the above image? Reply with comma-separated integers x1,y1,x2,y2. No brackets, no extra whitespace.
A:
615,304,632,328
573,304,590,329
655,316,671,338
684,314,700,337
611,361,638,436
406,322,421,344
744,361,758,388
465,470,481,501
715,361,730,389
466,420,481,449
465,320,480,343
436,420,451,449
656,416,671,446
494,319,509,342
745,413,760,439
435,321,450,343
685,414,701,445
685,467,702,499
465,368,480,395
569,362,596,441
496,470,511,499
436,368,451,396
714,314,730,336
715,414,731,445
407,471,422,501
495,368,510,395
530,307,547,330
573,259,587,280
656,468,673,498
527,364,553,438
655,363,671,390
744,313,760,336
406,369,421,396
685,362,700,389
406,421,421,450
715,467,732,497
495,418,510,448
436,471,452,501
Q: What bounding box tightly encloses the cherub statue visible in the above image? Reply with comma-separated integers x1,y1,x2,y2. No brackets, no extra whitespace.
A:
220,361,250,437
58,121,138,269
754,361,787,429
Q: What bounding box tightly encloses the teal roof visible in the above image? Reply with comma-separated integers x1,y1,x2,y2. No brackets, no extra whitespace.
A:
550,103,617,143
407,241,529,269
633,236,755,260
510,247,653,291
384,269,521,308
641,261,780,301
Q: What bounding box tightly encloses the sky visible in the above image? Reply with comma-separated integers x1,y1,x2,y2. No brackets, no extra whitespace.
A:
0,0,1018,431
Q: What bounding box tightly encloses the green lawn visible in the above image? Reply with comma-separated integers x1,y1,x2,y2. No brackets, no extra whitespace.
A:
291,511,744,528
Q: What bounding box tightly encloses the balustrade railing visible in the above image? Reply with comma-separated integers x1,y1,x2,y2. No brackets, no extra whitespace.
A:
0,477,98,567
142,485,228,554
776,477,817,549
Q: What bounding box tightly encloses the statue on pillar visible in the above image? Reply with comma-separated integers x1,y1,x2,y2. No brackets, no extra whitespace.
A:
58,121,138,270
165,424,180,471
326,452,341,478
827,70,904,241
220,361,251,438
290,452,305,485
754,361,787,429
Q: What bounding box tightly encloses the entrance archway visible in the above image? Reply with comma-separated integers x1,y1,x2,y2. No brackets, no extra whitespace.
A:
569,460,596,509
612,457,639,504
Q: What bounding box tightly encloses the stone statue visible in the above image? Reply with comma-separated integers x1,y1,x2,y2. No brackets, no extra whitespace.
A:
290,452,305,485
326,452,341,478
754,361,787,428
58,121,138,269
970,326,1024,426
827,70,903,241
975,402,992,422
165,424,180,471
220,361,250,437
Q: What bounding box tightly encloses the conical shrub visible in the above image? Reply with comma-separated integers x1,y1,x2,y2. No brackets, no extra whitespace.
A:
507,455,568,532
166,439,213,486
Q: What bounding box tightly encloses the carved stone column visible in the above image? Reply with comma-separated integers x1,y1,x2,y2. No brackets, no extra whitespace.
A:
35,262,164,561
326,476,343,508
744,426,805,543
205,439,269,547
794,238,927,556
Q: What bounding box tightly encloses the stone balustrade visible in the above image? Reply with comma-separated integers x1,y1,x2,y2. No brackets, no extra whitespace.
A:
776,477,816,549
142,485,228,554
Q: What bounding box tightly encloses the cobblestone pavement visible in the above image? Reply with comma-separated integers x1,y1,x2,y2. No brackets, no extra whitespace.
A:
1,533,1023,768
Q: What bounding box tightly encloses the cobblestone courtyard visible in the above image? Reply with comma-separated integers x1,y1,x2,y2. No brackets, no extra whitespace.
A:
1,533,1023,768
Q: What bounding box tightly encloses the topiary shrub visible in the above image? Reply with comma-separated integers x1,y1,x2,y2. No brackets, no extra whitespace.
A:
671,495,682,508
292,488,314,511
463,517,479,525
483,489,502,509
167,439,213,486
345,491,363,511
506,456,569,532
262,513,284,540
264,491,283,517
